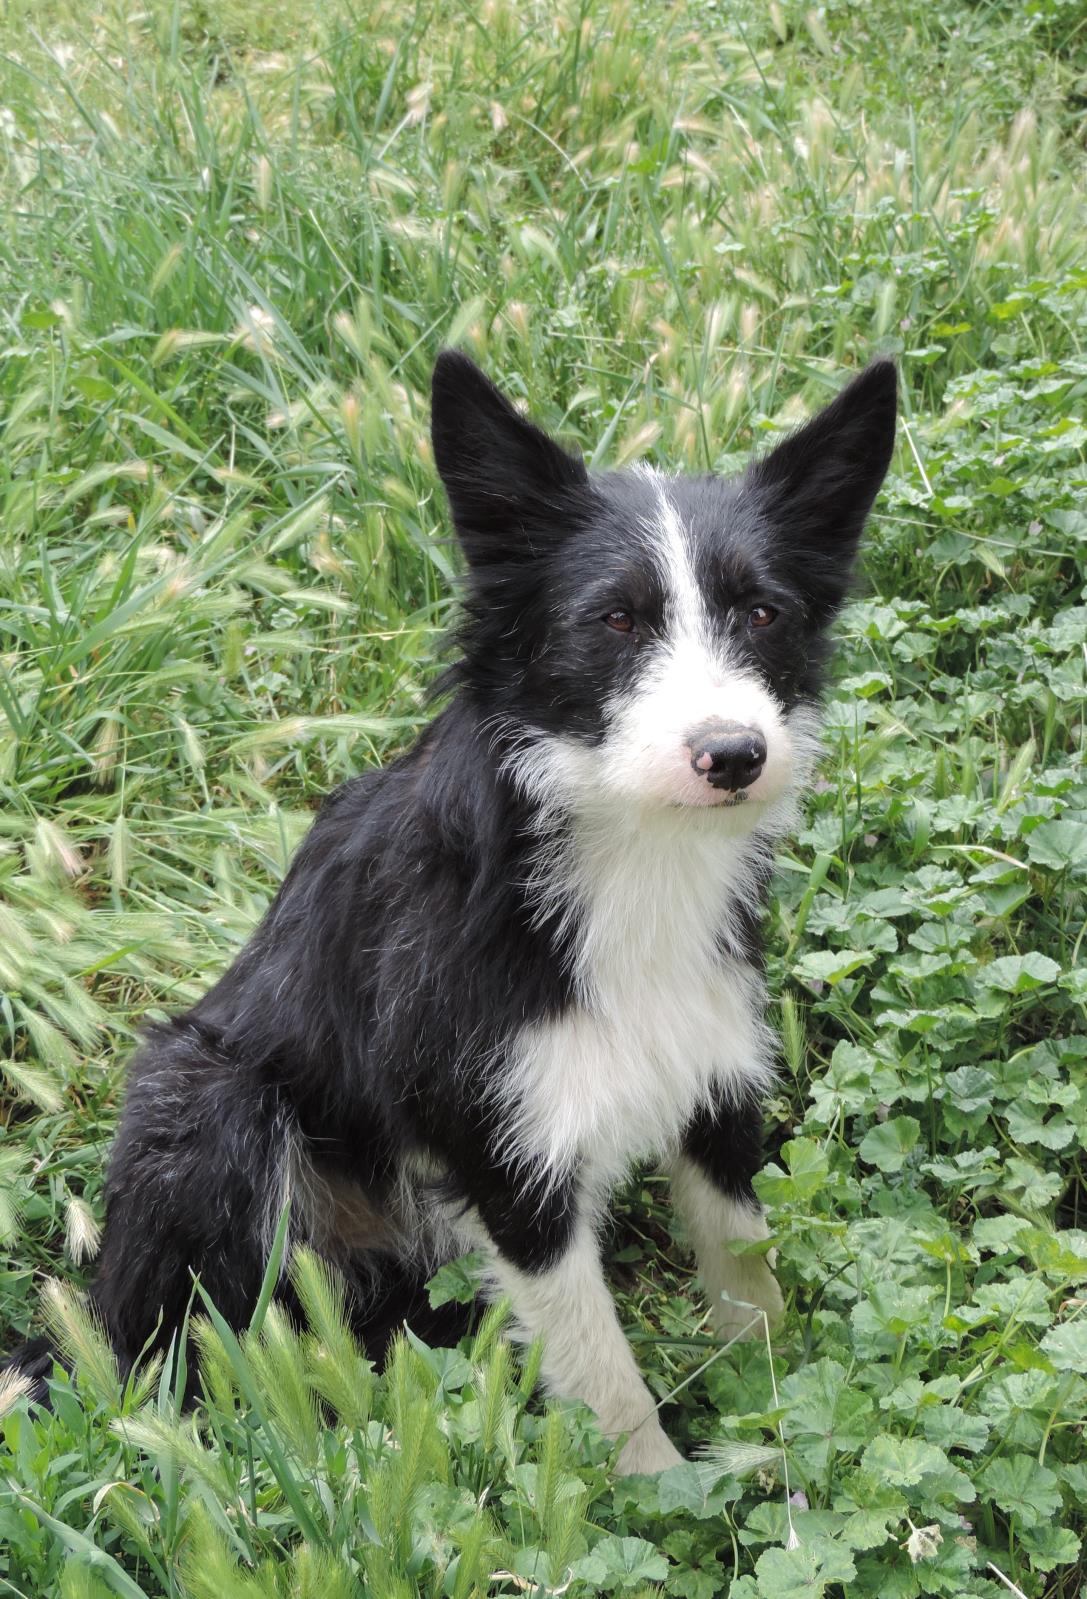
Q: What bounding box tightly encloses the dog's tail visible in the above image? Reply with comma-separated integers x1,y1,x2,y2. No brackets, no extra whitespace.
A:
2,1017,302,1412
90,1019,301,1382
1,1336,64,1406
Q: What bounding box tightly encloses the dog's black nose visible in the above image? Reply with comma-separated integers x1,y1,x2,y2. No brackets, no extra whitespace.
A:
688,722,767,791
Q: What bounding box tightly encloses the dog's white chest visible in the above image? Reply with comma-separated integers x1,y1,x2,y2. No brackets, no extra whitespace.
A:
499,813,775,1187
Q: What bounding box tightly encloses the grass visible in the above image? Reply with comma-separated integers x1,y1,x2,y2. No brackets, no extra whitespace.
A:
0,0,1085,1594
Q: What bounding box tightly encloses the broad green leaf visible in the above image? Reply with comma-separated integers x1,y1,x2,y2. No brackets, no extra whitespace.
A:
1015,1520,1081,1574
1040,1321,1087,1373
1026,820,1087,872
780,1359,875,1471
753,1537,857,1599
572,1535,669,1590
756,1139,829,1206
852,1285,938,1353
1058,967,1087,1001
858,1116,921,1173
427,1252,485,1309
860,1434,951,1488
976,953,1061,992
979,1454,1062,1521
793,949,875,986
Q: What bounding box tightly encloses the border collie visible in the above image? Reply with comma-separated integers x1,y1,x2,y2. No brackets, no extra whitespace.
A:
10,352,895,1472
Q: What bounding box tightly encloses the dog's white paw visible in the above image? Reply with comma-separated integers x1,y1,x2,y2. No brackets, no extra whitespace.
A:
709,1255,784,1342
613,1422,684,1476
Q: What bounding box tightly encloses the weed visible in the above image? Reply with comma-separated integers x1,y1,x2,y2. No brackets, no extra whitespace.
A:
1,2,1085,1595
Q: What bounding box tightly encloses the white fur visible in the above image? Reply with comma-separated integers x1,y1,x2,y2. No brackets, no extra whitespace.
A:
496,706,820,1191
493,805,777,1189
669,1155,784,1339
462,1210,682,1475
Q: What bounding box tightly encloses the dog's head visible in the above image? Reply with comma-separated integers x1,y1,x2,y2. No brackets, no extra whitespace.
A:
431,351,896,825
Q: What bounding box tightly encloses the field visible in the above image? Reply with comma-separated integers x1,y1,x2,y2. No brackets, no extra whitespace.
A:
1,0,1086,1594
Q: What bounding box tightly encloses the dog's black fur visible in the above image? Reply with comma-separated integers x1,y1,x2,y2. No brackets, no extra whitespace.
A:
6,353,896,1454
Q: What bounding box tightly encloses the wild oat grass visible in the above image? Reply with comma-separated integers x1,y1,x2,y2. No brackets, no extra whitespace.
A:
1,2,1085,1595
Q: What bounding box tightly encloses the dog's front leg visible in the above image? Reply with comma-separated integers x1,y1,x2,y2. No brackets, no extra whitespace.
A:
670,1094,784,1341
470,1206,682,1475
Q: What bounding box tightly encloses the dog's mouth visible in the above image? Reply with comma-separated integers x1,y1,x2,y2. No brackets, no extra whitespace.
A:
669,787,750,811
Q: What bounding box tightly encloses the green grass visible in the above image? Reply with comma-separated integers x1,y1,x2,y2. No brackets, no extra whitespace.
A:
1,0,1086,1594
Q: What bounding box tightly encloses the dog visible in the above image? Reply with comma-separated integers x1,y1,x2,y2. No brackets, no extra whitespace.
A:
8,351,895,1472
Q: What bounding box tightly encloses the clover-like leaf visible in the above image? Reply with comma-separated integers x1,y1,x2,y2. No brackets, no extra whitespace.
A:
858,1116,921,1173
793,949,875,987
753,1537,857,1599
976,952,1061,992
1040,1321,1087,1373
572,1536,669,1590
1026,819,1087,872
979,1454,1062,1521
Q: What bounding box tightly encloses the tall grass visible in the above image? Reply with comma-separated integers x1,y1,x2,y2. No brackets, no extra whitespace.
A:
1,2,1086,1595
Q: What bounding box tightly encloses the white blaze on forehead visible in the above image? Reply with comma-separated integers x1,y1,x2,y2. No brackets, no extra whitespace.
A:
640,469,710,651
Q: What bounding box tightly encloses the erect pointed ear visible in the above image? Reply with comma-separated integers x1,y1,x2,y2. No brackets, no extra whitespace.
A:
430,350,588,564
746,360,897,615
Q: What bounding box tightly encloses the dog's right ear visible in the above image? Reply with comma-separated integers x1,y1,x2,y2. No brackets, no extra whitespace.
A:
431,350,588,562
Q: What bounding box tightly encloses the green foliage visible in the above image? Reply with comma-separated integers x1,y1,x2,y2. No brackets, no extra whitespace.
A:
1,0,1085,1595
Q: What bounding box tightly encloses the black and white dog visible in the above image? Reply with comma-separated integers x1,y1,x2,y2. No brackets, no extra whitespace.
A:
13,352,895,1472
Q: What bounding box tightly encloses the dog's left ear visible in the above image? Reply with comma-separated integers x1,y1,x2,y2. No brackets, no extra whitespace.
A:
746,360,897,615
431,350,588,565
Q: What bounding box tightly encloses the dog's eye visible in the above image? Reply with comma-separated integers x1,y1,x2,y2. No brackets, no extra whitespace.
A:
749,605,778,629
603,610,635,634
